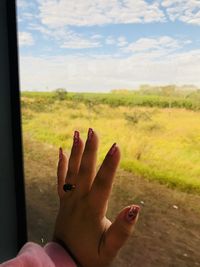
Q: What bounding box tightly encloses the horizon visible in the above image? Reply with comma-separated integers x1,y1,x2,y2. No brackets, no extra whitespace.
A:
21,83,200,93
17,0,200,92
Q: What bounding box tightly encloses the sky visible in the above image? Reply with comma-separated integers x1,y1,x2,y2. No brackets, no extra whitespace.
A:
17,0,200,92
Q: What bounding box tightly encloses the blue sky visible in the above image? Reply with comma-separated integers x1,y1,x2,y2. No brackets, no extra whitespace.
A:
17,0,200,92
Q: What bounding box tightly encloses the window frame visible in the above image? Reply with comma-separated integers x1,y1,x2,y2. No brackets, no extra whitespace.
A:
0,0,27,261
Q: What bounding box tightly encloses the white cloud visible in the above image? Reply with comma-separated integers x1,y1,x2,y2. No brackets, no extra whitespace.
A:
22,12,38,20
19,48,200,92
29,23,101,49
28,23,53,37
162,0,200,25
17,0,28,8
91,34,103,40
17,0,200,30
117,36,128,47
105,36,127,46
17,0,36,10
105,36,116,45
18,32,34,46
123,36,191,55
37,0,165,28
61,37,101,49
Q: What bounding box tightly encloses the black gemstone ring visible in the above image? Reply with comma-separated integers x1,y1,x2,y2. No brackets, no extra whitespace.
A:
63,183,76,192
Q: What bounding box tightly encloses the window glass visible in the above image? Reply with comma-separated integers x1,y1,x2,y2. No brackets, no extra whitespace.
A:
17,1,200,266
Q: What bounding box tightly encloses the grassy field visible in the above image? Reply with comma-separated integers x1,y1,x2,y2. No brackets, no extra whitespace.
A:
21,91,200,194
23,135,200,267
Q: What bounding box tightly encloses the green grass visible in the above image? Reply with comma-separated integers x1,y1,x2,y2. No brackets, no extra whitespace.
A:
21,90,199,110
21,92,200,194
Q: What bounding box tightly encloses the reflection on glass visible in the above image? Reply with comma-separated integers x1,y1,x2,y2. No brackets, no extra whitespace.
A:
17,1,200,266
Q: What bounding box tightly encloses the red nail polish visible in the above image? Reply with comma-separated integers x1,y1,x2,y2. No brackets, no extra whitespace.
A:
59,147,63,160
125,205,140,222
108,143,117,156
73,130,79,146
88,128,94,141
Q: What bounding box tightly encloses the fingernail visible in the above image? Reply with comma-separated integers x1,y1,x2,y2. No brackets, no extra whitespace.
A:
108,143,117,156
125,205,140,223
87,128,94,141
73,130,79,146
59,147,63,160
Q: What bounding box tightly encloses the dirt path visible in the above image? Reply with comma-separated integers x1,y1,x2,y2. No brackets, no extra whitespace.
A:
24,136,200,267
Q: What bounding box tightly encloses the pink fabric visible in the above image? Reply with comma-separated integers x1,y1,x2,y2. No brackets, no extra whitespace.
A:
44,243,77,267
0,242,77,267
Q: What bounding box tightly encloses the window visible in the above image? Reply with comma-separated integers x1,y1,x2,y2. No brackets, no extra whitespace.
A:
17,1,200,266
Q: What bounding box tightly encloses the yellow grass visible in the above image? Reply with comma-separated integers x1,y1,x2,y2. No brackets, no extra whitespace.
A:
22,98,200,194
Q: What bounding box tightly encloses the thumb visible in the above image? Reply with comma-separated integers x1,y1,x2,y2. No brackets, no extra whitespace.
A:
102,205,140,258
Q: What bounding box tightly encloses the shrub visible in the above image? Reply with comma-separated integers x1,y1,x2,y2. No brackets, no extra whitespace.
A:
54,88,67,101
124,109,152,124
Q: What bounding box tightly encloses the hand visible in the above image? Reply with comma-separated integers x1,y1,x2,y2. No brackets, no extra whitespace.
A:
53,128,140,267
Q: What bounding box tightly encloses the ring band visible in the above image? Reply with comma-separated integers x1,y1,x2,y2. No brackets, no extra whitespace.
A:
63,183,76,192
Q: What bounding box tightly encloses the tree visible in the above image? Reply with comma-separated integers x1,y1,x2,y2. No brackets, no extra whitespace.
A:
161,85,175,109
54,88,67,101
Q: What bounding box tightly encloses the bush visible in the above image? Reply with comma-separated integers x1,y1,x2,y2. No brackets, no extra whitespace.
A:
54,88,67,101
124,109,152,124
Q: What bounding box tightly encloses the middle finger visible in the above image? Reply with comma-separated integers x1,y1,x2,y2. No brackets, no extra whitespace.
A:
76,128,99,196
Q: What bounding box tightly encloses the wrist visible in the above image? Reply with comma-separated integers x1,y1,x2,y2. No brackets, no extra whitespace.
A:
52,236,81,266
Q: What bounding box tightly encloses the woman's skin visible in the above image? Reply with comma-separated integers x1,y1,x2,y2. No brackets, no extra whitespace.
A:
53,128,140,267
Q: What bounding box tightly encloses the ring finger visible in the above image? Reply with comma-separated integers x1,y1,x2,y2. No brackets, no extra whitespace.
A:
65,130,84,185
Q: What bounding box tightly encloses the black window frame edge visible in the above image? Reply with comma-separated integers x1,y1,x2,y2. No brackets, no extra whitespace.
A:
6,0,27,249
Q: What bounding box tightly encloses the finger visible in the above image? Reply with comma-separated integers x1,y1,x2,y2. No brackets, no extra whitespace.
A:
89,143,120,215
57,147,68,198
77,128,99,196
102,205,140,258
65,131,84,184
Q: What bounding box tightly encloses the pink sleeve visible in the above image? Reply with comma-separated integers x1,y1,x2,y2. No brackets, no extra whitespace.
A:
44,242,77,267
0,242,77,267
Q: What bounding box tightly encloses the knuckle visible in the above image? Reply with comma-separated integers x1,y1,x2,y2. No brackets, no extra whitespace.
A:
95,175,106,188
118,221,132,237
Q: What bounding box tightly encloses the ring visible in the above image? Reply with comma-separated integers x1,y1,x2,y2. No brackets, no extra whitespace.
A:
63,183,76,192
